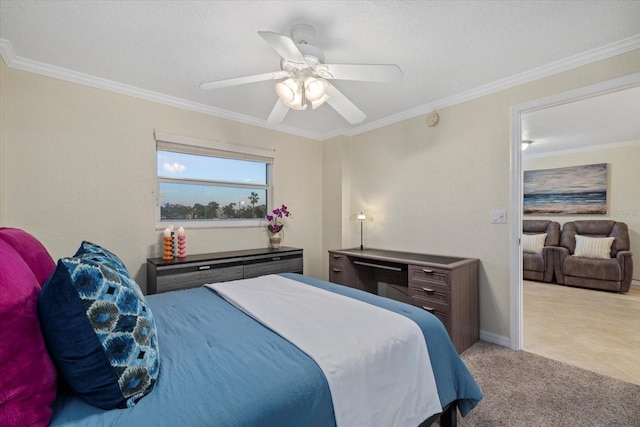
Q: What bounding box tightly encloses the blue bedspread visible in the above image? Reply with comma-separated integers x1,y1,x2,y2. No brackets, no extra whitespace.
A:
49,273,481,426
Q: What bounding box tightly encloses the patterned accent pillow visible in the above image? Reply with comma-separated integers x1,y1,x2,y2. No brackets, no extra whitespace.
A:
38,257,160,409
574,235,615,259
522,233,547,254
74,241,131,278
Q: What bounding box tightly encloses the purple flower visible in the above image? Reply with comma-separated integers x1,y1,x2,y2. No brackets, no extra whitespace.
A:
266,204,292,234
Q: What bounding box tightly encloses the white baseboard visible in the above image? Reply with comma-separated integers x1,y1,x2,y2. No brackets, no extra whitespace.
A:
479,329,511,348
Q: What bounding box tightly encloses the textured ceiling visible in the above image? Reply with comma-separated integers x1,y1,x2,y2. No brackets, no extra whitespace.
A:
1,0,640,147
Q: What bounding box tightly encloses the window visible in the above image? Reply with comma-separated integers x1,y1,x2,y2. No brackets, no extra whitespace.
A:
155,132,274,228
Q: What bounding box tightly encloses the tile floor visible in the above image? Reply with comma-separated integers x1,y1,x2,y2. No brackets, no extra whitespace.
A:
523,280,640,385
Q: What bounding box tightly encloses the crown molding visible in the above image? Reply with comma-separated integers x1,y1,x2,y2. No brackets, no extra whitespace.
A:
347,34,640,138
0,38,325,141
2,34,639,142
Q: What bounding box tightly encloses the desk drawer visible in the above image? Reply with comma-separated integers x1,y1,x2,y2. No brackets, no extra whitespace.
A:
329,253,347,269
328,253,349,286
409,284,449,306
409,265,450,288
408,296,450,328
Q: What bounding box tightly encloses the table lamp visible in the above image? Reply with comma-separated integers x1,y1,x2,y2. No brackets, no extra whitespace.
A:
350,212,373,250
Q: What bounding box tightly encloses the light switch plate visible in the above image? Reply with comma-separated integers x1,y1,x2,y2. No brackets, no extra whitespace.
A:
491,210,507,223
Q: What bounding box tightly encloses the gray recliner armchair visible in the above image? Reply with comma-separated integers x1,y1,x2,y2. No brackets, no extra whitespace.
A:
554,220,633,293
523,220,560,283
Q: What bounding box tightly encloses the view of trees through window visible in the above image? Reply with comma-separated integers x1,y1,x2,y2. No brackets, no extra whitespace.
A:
160,189,267,220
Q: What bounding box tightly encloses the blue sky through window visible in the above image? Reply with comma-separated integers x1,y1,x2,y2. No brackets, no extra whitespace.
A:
158,151,268,208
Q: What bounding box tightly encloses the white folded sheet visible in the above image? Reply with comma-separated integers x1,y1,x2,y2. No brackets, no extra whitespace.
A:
206,274,441,427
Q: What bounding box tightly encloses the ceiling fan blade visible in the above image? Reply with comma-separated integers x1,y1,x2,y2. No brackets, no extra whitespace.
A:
258,31,307,65
325,84,366,124
317,64,403,82
200,71,289,90
267,99,289,124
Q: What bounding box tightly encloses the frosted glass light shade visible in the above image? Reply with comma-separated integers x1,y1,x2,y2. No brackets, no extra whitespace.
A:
304,77,329,101
276,79,306,110
275,79,297,103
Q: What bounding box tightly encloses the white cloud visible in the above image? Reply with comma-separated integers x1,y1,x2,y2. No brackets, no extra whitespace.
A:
163,162,186,173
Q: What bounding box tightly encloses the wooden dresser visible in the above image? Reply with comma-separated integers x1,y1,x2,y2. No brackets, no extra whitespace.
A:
147,246,303,294
328,248,479,353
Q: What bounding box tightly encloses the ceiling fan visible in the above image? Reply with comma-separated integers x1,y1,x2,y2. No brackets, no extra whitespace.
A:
199,24,403,125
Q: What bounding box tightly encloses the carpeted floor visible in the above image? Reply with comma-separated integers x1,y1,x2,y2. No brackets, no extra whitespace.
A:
451,341,640,426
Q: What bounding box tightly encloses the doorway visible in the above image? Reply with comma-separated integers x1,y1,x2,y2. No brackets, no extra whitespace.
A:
509,72,640,350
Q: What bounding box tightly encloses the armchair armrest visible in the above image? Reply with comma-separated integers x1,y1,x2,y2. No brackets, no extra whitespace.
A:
617,251,634,293
553,247,570,284
540,246,556,283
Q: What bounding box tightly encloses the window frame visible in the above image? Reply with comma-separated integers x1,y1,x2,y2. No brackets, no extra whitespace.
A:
154,131,274,230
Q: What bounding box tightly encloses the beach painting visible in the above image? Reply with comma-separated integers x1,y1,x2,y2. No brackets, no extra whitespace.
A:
524,163,608,214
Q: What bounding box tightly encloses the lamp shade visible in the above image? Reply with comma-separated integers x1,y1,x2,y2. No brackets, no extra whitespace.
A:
276,79,307,110
304,77,329,102
275,78,296,102
350,212,373,222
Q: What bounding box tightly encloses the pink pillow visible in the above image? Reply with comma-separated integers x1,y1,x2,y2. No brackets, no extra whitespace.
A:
0,228,55,286
0,240,57,427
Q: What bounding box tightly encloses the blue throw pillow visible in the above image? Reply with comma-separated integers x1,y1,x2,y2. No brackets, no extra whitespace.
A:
74,241,131,279
38,257,160,409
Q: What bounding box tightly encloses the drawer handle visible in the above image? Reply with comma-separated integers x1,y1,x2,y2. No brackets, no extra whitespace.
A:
422,287,435,294
332,255,341,259
422,306,435,313
422,269,434,274
331,268,342,273
198,265,211,271
272,257,281,261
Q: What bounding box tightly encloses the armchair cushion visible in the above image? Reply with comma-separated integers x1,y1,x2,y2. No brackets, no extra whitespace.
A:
561,256,622,281
574,235,615,259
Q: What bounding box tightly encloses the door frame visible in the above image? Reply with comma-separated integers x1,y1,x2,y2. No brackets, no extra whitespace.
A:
508,72,640,350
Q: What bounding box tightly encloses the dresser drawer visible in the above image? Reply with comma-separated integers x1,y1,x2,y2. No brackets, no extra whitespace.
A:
409,265,450,288
243,252,303,278
156,258,244,293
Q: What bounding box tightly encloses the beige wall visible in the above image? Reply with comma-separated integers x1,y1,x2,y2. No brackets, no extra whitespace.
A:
2,48,639,342
323,49,640,341
523,142,640,281
0,59,324,292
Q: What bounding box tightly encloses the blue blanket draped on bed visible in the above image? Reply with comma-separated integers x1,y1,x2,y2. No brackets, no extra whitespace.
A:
49,273,481,426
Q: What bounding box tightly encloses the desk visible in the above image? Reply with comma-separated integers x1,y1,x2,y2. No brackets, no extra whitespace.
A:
328,248,478,353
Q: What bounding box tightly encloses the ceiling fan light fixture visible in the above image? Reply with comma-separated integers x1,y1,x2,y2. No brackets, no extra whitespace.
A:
276,79,307,110
275,78,297,103
304,77,329,102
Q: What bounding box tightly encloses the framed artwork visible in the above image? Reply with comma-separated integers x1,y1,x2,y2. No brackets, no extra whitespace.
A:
523,163,608,215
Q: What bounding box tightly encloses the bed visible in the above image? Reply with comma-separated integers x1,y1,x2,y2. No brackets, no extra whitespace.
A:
0,228,482,427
